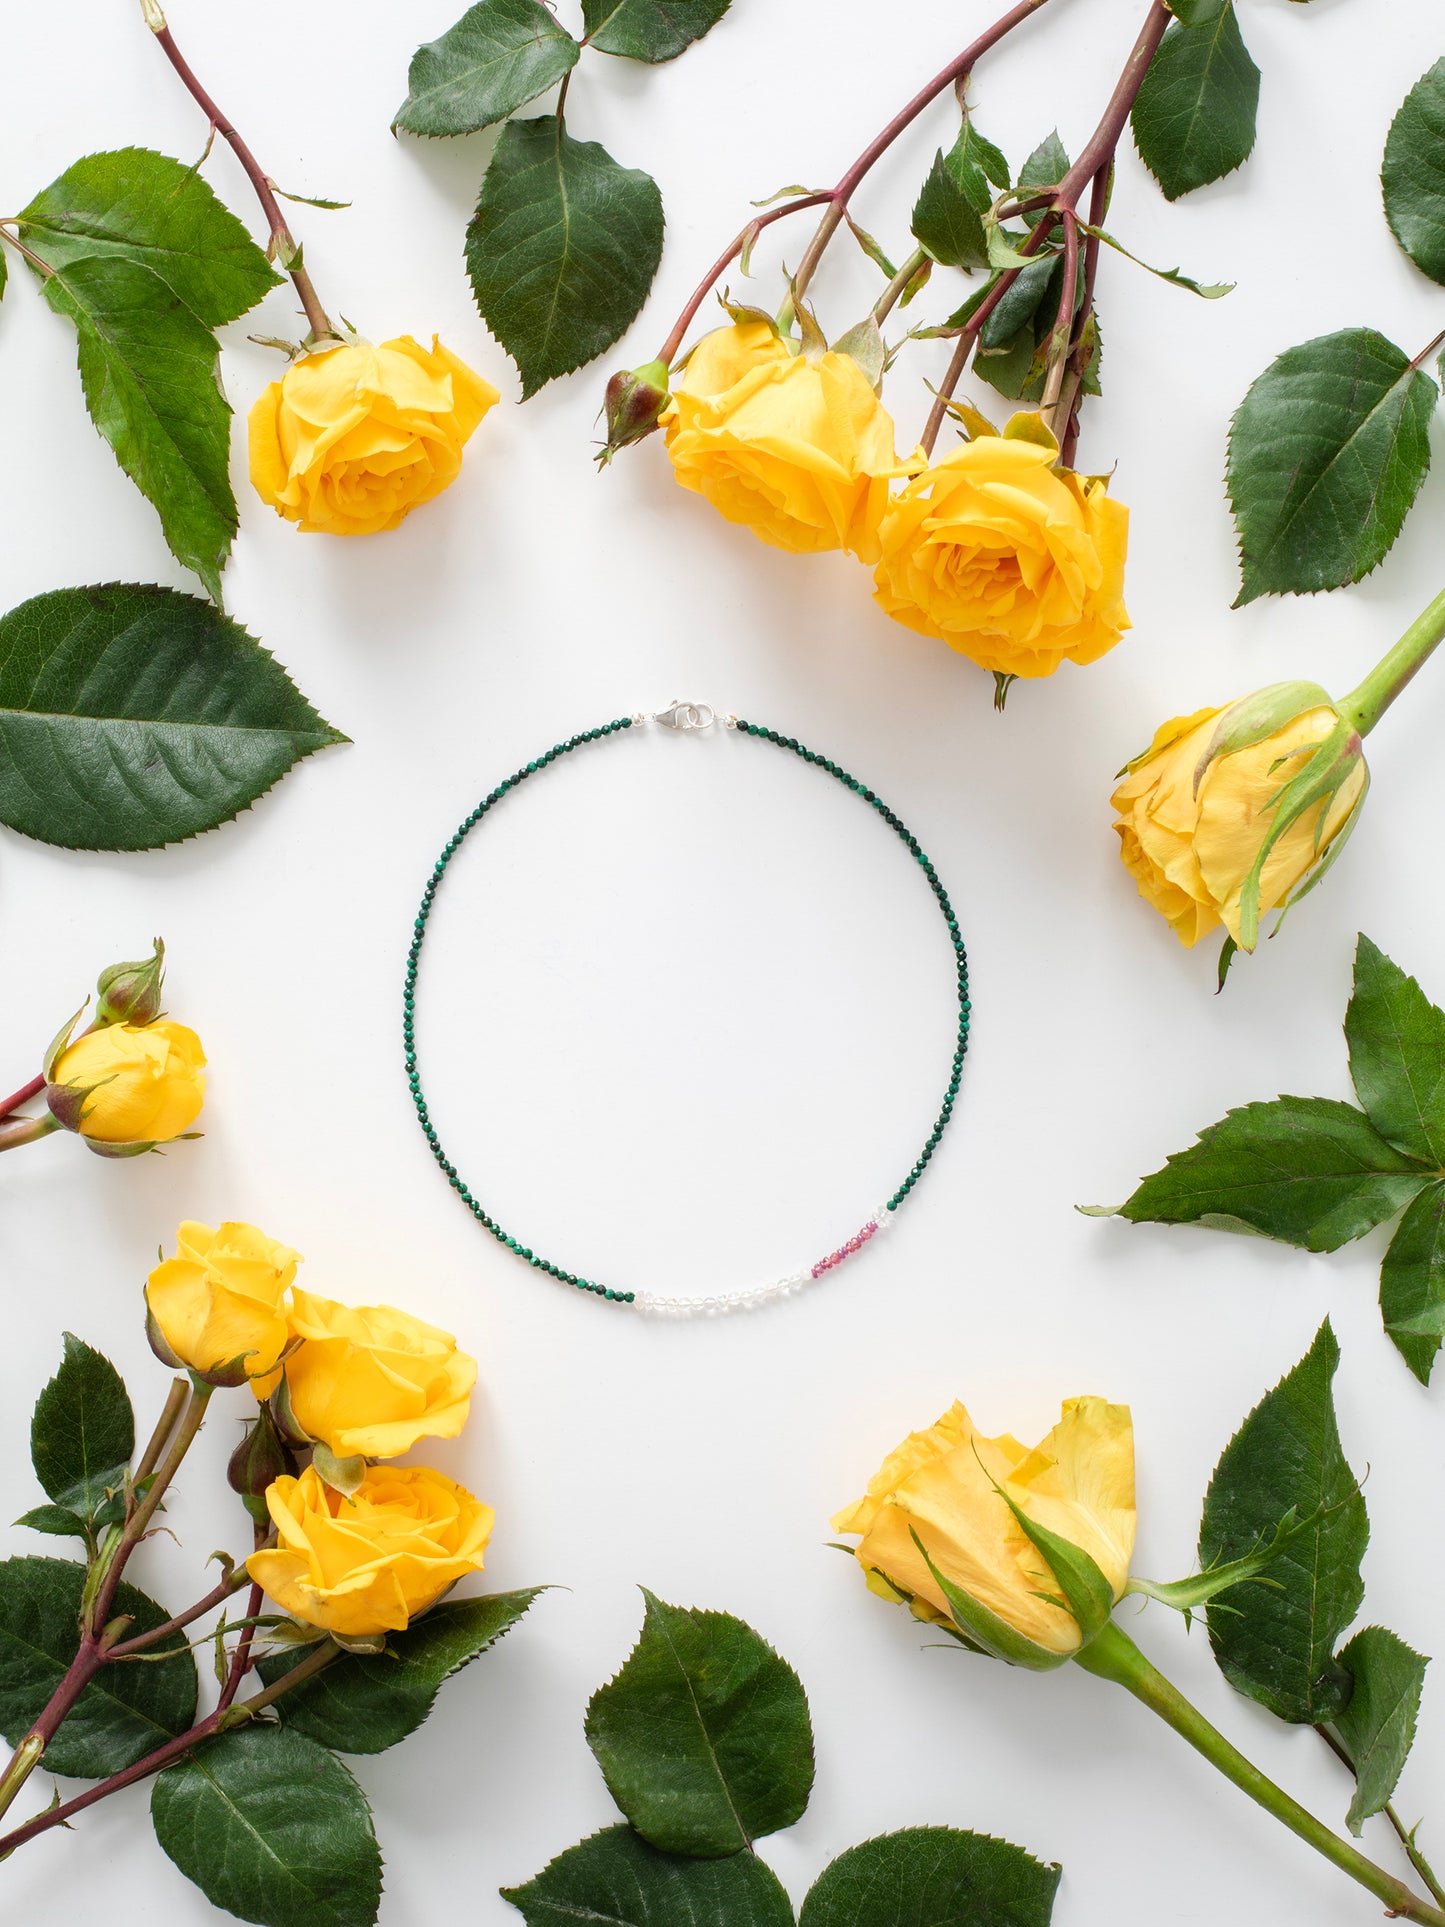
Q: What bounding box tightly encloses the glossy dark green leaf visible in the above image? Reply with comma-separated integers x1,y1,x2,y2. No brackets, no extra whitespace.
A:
1016,131,1070,225
502,1825,795,1926
466,118,664,396
393,0,580,138
31,1332,134,1514
800,1828,1061,1927
18,148,280,327
1380,1184,1445,1385
260,1589,542,1752
1227,328,1436,604
1333,1626,1430,1836
1345,935,1445,1166
1383,59,1445,285
1131,4,1259,201
585,1591,813,1856
1200,1324,1368,1724
1101,1096,1430,1250
14,1505,88,1541
1169,0,1230,22
151,1724,382,1927
0,1556,197,1777
0,583,345,851
911,123,1007,271
581,0,731,63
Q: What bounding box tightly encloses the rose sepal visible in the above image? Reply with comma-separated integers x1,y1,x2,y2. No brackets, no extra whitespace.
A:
904,1528,1072,1671
329,1629,387,1657
267,1372,312,1449
42,1004,89,1082
145,1303,188,1372
831,316,885,390
1001,410,1060,457
96,938,166,1027
1191,680,1336,793
311,1441,368,1497
1236,714,1367,949
988,1483,1116,1645
46,1075,111,1135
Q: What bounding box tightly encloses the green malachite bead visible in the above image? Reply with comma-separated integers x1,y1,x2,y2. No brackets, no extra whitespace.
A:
406,711,968,1308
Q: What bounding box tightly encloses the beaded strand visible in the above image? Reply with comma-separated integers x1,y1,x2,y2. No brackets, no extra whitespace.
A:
403,710,970,1314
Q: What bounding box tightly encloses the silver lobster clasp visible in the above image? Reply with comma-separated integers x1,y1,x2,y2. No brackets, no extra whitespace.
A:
654,699,716,731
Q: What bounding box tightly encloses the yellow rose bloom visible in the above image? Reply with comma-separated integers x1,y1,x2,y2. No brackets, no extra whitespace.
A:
280,1287,477,1460
146,1220,300,1391
833,1396,1136,1658
247,1463,494,1638
249,335,499,536
662,319,906,560
872,437,1130,678
50,1019,205,1145
1113,701,1368,949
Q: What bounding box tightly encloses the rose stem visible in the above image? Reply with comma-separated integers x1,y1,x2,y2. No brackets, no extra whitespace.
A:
1075,1623,1445,1926
107,1566,254,1659
0,1115,61,1155
1316,1723,1445,1908
133,1377,191,1485
873,246,930,325
1059,164,1110,466
0,1073,44,1121
655,0,1056,366
0,1640,340,1858
1337,585,1445,738
215,1581,266,1715
1038,209,1079,429
138,0,336,342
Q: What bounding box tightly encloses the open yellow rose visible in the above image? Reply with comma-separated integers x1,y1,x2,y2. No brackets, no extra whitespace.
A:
249,335,498,536
662,319,906,559
146,1220,300,1391
49,1019,205,1147
872,436,1129,678
279,1288,477,1459
1113,694,1368,951
247,1463,494,1638
833,1396,1136,1661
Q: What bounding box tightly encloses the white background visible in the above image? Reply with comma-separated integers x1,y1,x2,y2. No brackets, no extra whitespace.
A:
2,1,1443,1921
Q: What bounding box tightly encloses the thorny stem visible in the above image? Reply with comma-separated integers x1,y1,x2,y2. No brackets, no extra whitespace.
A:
0,1640,340,1859
655,0,1055,365
919,215,1056,455
1059,164,1110,466
1039,209,1079,427
215,1582,266,1715
1317,1724,1445,1909
107,1563,253,1659
141,4,337,343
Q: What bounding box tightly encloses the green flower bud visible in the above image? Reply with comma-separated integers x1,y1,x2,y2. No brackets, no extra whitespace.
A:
96,938,166,1027
228,1406,298,1522
598,359,671,466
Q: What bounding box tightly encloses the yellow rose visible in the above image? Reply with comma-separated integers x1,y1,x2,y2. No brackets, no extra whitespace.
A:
662,320,906,559
146,1220,300,1391
872,436,1130,678
249,335,499,536
247,1463,494,1638
1113,694,1368,951
279,1287,477,1460
49,1019,205,1146
833,1396,1136,1661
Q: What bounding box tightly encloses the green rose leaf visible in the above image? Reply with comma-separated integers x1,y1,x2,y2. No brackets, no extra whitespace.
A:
912,123,1009,271
1169,0,1229,22
1332,1626,1430,1836
393,0,580,139
1097,1095,1431,1251
501,1825,795,1926
1383,58,1445,286
1017,131,1070,223
581,0,731,63
1131,3,1260,201
584,1590,814,1857
151,1724,382,1927
259,1589,543,1752
35,256,238,601
18,148,280,327
14,1505,89,1541
1344,935,1445,1166
30,1331,134,1515
799,1828,1062,1927
1226,328,1437,605
1380,1184,1445,1386
0,583,346,851
466,117,665,396
1199,1323,1367,1725
0,1555,197,1777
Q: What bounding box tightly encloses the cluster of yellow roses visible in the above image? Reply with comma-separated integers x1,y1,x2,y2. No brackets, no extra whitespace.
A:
145,1220,492,1641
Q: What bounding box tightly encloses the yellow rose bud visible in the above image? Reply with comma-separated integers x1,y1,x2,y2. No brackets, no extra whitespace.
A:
833,1396,1136,1659
249,335,499,536
662,319,906,560
48,1018,205,1146
872,436,1130,679
1113,695,1368,951
146,1220,300,1391
279,1287,477,1460
246,1462,494,1638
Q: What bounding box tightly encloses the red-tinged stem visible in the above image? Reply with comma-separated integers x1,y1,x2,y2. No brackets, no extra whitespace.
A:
108,1564,253,1659
1039,209,1079,427
0,1114,60,1154
215,1583,265,1715
0,1639,339,1858
919,214,1060,455
143,7,336,342
0,1073,44,1120
1060,165,1110,466
656,0,1056,364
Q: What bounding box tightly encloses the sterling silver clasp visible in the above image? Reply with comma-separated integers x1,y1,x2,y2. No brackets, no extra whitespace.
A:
654,699,717,731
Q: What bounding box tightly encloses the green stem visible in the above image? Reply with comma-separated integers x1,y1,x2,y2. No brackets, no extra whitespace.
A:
1337,586,1445,738
1075,1623,1445,1925
0,1114,60,1154
0,1736,44,1825
873,246,929,325
1317,1724,1445,1909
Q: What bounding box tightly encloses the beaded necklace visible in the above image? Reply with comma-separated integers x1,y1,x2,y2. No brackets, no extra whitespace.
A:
403,702,970,1315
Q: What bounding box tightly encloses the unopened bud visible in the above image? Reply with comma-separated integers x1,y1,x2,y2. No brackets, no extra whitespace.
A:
96,938,166,1027
228,1406,297,1523
598,358,671,466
